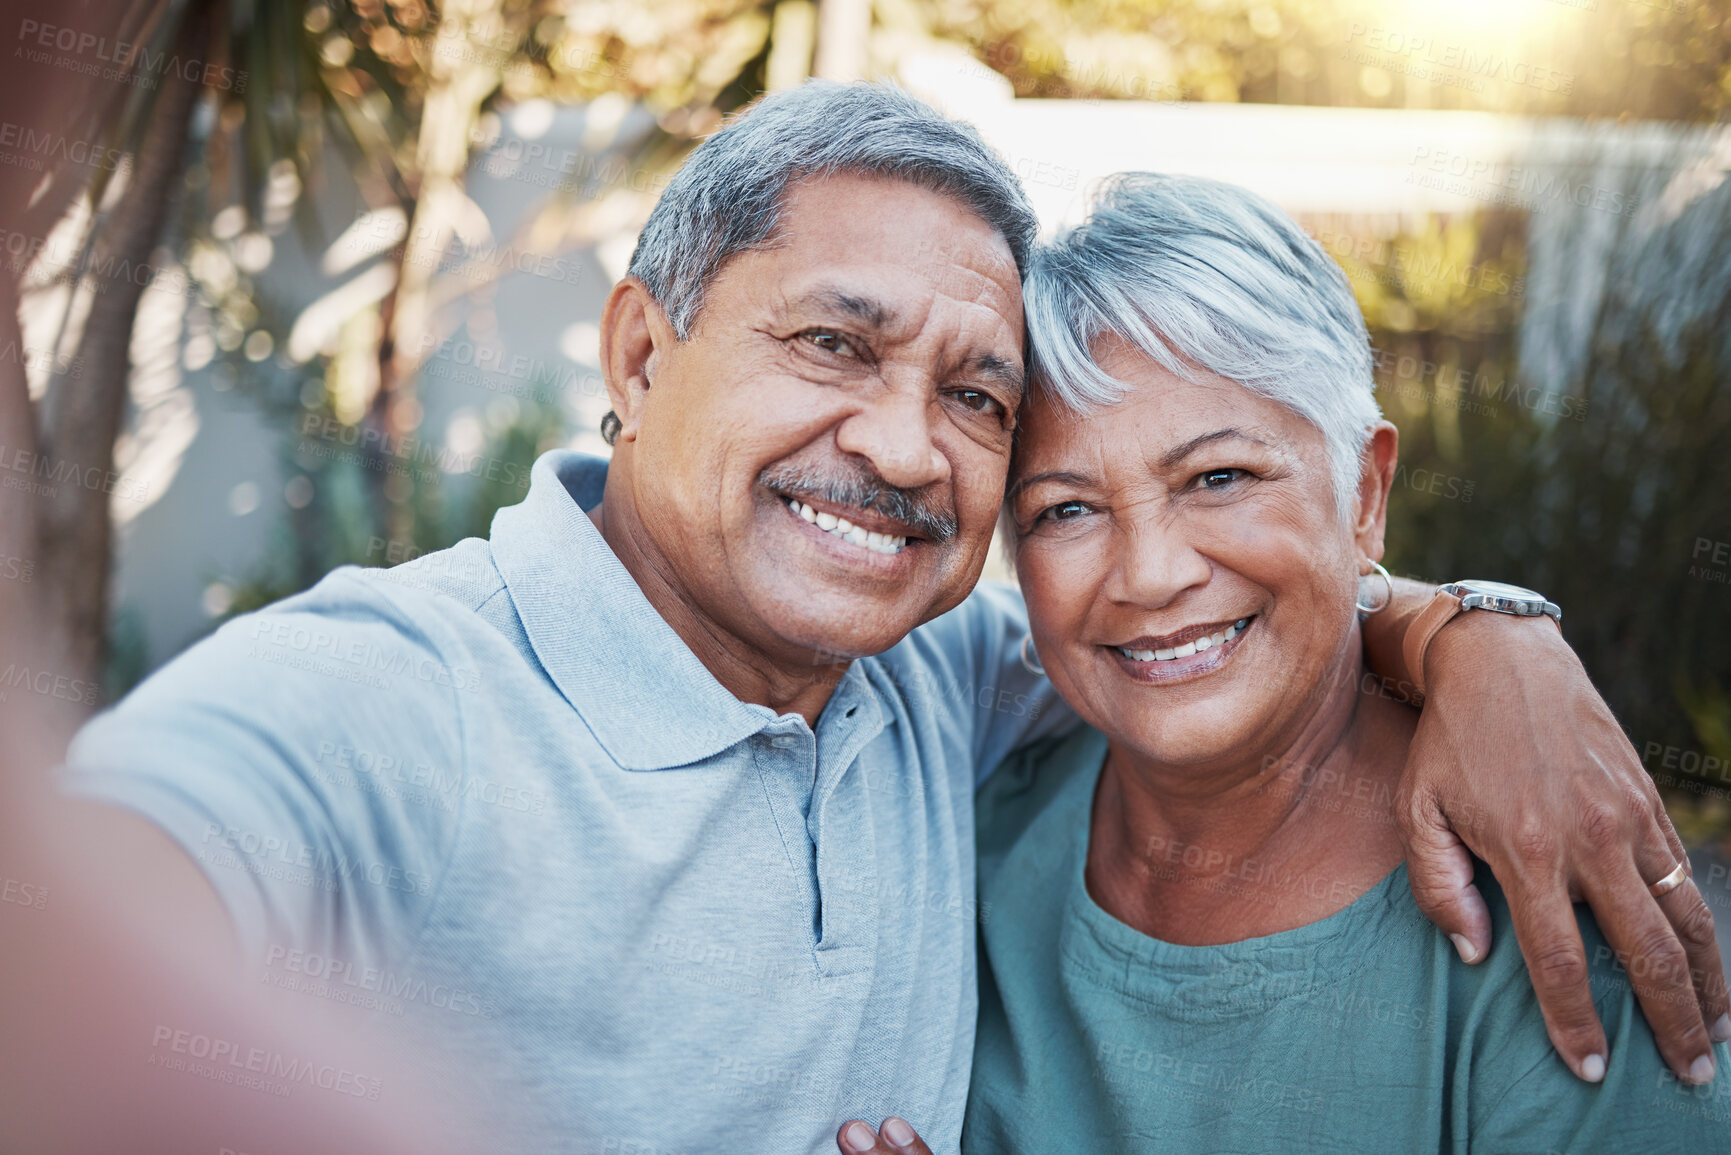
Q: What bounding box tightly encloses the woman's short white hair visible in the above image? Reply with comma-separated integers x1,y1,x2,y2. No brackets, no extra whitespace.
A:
1024,173,1381,506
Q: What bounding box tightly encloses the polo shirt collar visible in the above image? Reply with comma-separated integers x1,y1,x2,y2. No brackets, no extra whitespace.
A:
489,450,775,770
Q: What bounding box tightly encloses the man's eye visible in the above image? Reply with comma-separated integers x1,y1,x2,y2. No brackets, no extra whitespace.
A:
1037,500,1091,523
801,330,857,358
949,388,1006,418
1197,468,1245,490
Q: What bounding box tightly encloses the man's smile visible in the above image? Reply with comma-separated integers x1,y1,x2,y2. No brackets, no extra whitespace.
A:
769,487,937,576
781,494,910,555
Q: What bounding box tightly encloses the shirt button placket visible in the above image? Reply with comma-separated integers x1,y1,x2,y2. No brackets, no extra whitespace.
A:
808,707,877,976
753,726,823,960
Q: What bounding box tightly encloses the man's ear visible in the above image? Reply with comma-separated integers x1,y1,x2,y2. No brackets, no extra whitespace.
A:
598,276,671,446
1353,422,1400,563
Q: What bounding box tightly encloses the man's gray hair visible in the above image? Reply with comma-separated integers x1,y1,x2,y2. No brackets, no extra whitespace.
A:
1024,173,1381,505
627,80,1038,341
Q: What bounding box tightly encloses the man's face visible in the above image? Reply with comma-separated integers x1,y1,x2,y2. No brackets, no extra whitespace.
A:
620,173,1025,666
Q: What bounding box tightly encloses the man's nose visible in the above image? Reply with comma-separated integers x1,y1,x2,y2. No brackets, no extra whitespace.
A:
833,387,949,491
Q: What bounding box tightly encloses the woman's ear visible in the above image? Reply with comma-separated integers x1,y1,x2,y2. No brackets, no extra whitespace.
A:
1352,422,1400,563
597,276,671,446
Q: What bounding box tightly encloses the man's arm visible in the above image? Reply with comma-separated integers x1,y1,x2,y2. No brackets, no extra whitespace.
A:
1363,575,1730,1086
1359,575,1445,702
1,602,472,1150
0,792,467,1153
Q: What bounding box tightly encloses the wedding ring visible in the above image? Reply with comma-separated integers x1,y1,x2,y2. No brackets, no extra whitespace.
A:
1648,860,1689,898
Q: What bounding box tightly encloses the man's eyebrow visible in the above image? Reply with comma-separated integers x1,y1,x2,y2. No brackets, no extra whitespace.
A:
1006,469,1094,503
970,353,1026,396
1159,427,1268,470
791,287,895,330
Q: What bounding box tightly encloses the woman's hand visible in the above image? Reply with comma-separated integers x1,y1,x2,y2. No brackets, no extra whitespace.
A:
837,1117,932,1155
1394,609,1730,1087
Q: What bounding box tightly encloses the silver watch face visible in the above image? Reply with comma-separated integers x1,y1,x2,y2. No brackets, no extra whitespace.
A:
1445,579,1561,621
1450,579,1544,602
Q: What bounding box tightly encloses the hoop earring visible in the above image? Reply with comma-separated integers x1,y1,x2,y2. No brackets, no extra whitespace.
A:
1020,632,1046,677
1355,561,1394,615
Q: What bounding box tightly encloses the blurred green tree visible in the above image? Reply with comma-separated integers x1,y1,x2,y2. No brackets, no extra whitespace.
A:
22,0,799,695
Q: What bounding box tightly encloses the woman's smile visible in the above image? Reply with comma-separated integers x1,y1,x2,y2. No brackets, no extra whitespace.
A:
1105,614,1258,684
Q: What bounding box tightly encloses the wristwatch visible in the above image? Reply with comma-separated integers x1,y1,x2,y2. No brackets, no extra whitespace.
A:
1402,580,1562,699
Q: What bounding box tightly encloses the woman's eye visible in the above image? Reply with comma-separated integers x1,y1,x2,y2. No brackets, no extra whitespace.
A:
949,388,1006,418
802,330,857,358
1197,468,1245,490
1037,500,1090,523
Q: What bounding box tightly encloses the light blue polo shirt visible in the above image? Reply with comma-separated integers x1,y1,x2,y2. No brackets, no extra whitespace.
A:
61,450,1063,1153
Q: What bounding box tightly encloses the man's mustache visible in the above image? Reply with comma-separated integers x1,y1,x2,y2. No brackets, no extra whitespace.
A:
759,461,959,543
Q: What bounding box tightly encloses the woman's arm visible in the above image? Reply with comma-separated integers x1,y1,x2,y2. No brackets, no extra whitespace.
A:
1363,575,1729,1087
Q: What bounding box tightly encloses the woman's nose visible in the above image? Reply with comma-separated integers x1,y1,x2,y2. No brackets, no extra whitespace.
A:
1103,512,1212,608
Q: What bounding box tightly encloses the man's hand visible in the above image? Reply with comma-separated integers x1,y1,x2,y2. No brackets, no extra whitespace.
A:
1390,608,1730,1087
837,1117,932,1155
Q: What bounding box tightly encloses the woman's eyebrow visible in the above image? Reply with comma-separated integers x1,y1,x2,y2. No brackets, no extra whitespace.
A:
1005,469,1095,502
1009,429,1271,499
1158,427,1269,470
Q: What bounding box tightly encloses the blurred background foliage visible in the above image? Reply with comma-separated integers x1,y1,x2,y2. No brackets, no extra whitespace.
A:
934,0,1731,117
18,0,1731,841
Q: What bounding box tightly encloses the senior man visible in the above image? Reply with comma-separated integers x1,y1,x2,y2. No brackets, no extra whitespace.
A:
53,82,1725,1152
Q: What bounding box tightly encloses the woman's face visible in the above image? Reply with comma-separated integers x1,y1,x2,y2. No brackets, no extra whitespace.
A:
1009,340,1396,774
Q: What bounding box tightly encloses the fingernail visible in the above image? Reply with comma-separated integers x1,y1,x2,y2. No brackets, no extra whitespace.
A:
1711,1015,1731,1044
842,1121,876,1152
1688,1054,1716,1085
1450,934,1480,964
882,1117,916,1147
1580,1053,1605,1083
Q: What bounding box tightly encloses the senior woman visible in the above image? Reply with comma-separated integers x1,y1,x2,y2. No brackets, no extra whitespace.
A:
946,175,1729,1152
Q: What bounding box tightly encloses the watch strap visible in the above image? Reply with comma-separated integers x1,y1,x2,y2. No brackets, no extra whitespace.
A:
1401,588,1464,701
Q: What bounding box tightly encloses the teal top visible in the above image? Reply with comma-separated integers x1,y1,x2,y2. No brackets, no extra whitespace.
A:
965,726,1731,1154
